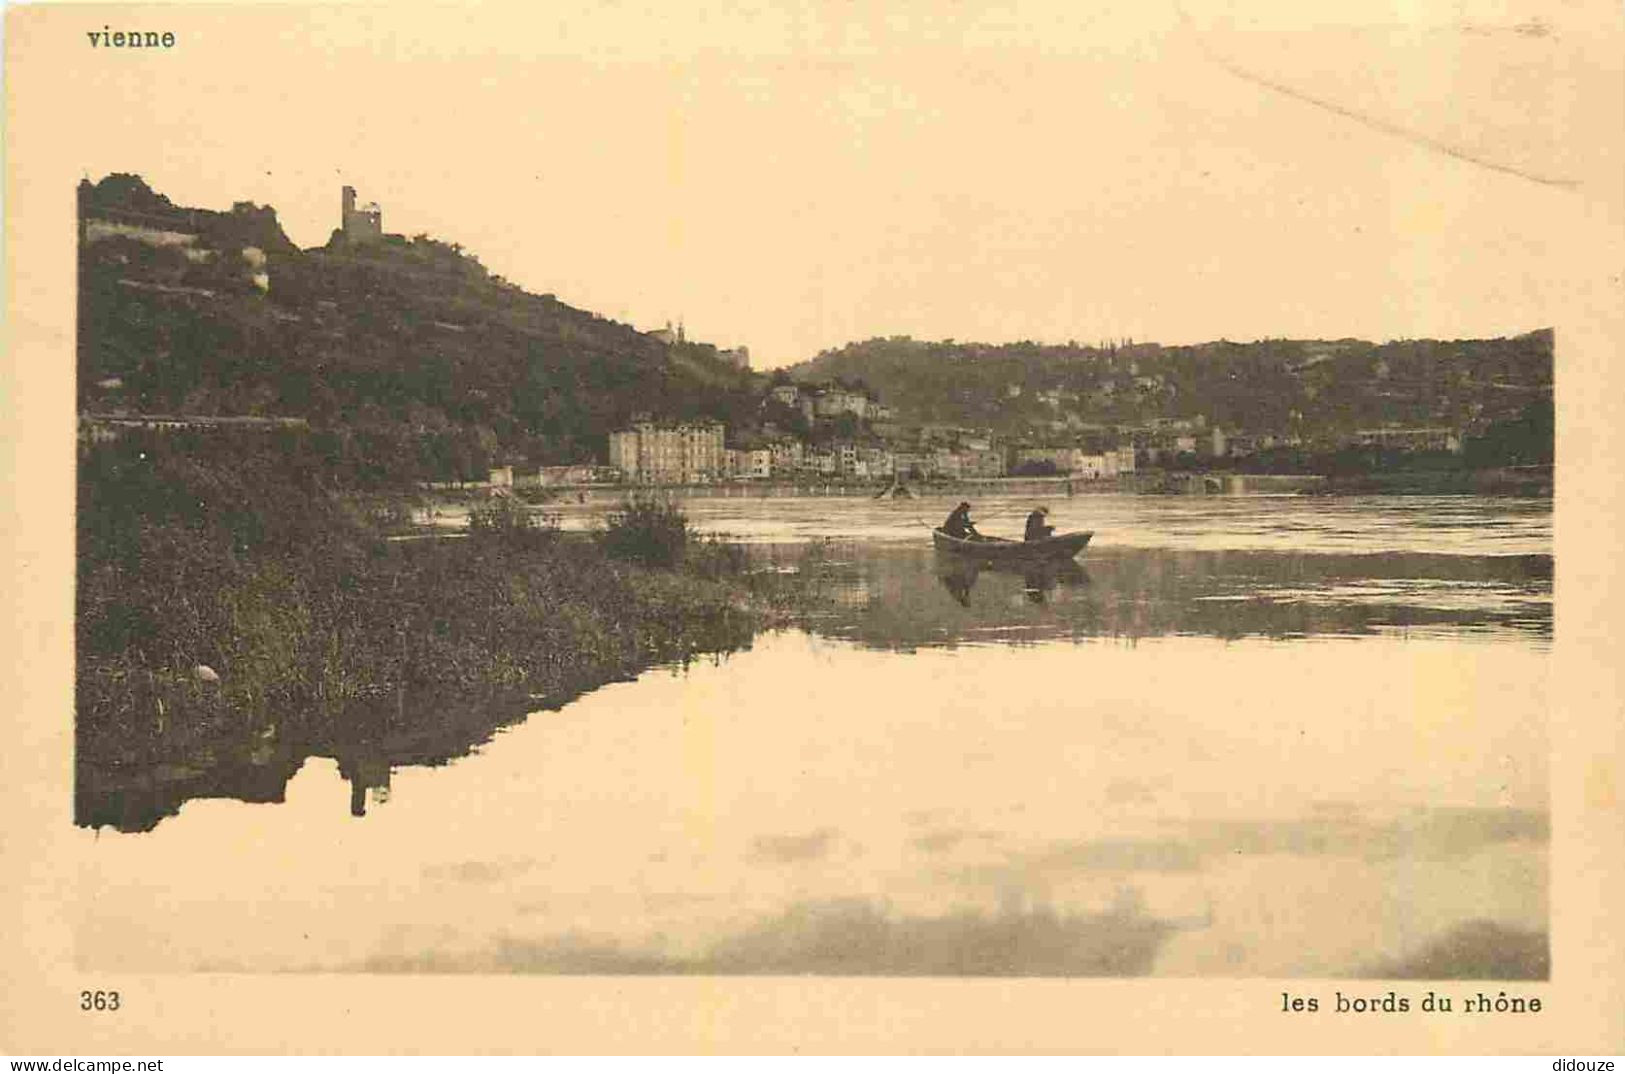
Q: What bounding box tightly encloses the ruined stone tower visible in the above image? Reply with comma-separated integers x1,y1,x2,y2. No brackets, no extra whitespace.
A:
340,185,382,242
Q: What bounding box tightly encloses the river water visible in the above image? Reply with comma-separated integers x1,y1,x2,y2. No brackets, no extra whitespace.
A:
76,492,1552,978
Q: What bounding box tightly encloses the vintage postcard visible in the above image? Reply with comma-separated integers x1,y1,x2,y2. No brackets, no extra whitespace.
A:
4,0,1622,1055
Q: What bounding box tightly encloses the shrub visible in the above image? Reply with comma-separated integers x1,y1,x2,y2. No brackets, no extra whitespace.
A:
355,494,417,531
75,433,815,833
466,494,556,550
599,494,690,568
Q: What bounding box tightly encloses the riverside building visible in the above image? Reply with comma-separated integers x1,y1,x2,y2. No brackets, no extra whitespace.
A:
608,420,726,484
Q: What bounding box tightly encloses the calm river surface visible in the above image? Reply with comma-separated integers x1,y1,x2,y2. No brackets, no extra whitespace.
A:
77,492,1551,977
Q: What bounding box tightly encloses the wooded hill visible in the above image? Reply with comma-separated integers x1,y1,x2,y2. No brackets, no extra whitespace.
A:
790,332,1553,441
77,174,761,479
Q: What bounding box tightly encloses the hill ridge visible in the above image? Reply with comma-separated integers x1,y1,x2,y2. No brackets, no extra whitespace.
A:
78,173,761,479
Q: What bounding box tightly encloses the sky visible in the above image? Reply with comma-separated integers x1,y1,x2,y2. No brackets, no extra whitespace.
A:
41,0,1620,366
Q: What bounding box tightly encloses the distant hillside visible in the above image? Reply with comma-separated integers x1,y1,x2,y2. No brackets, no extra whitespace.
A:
789,332,1553,439
77,174,761,477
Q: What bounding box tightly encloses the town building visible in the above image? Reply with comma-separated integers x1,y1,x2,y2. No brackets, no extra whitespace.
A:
521,464,599,487
814,388,870,419
932,450,964,479
1077,451,1139,480
892,451,934,479
836,442,860,475
1015,446,1085,473
769,440,804,474
1013,444,1130,478
607,420,726,483
959,448,1006,478
806,449,838,475
1353,427,1464,453
858,446,895,478
1073,455,1108,480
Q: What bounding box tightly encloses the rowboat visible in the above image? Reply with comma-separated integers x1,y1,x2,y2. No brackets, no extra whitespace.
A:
932,527,1093,562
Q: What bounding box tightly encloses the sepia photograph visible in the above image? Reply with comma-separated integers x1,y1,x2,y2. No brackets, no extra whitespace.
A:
5,0,1623,1056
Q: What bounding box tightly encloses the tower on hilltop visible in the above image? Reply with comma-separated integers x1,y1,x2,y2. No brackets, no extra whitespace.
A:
340,185,382,242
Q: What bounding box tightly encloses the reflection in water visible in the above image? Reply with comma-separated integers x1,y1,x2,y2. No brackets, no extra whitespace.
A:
76,630,1549,978
74,659,729,833
353,895,1179,977
936,557,1090,607
76,494,1552,979
939,563,975,607
78,537,1551,831
789,543,1549,652
1365,920,1550,979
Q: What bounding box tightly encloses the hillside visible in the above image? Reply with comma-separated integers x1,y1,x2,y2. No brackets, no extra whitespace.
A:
789,332,1553,441
77,174,761,477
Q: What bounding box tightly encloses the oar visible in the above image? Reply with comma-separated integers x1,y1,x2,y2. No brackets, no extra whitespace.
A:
911,506,1024,525
917,501,1045,534
915,512,1025,538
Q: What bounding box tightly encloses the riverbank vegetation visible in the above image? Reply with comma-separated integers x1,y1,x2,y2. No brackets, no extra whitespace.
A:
76,431,807,777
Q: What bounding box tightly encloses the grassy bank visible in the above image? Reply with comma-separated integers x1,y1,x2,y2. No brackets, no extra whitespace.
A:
76,432,806,779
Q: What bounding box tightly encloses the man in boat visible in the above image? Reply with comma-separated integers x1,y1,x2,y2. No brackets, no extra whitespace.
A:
942,501,983,540
1024,506,1054,542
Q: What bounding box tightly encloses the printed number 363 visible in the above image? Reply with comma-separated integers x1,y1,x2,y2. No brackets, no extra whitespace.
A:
80,990,120,1011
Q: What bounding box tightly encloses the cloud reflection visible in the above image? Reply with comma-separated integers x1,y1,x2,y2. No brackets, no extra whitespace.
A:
748,828,839,864
1181,807,1547,863
1363,920,1548,980
353,896,1178,977
937,808,1545,903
